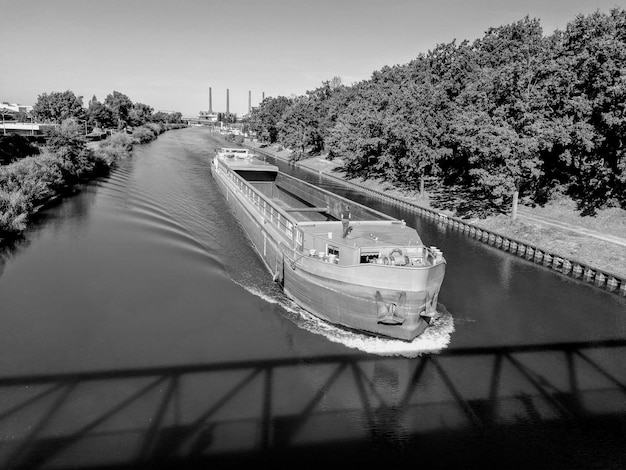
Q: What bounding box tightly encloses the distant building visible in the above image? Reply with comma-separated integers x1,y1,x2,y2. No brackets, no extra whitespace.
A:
198,111,218,123
0,122,57,136
0,102,33,113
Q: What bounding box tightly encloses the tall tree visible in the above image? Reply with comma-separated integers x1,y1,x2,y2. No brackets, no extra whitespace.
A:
278,97,319,160
86,96,115,129
450,17,550,218
560,8,626,214
128,102,154,127
46,119,95,182
33,90,84,123
250,96,292,143
104,91,133,129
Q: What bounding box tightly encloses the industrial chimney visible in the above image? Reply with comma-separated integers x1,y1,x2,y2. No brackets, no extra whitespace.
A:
226,89,230,114
248,91,251,114
209,87,212,114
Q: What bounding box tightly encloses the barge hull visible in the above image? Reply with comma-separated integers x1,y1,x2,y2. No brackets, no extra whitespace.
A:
210,153,446,341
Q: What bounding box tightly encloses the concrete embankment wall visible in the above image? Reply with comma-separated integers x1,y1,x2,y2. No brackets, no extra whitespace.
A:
252,146,626,298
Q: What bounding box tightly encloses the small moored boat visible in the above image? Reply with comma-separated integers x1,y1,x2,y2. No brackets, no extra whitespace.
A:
210,147,446,341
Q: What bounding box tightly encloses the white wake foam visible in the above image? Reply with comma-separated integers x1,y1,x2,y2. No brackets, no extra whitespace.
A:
235,280,455,358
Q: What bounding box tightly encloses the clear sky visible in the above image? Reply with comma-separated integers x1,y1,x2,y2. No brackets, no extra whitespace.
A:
1,0,623,116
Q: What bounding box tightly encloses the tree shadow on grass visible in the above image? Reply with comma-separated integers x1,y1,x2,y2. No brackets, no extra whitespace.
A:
428,184,504,219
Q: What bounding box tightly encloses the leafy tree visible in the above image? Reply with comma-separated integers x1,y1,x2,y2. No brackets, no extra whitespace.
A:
47,119,95,182
168,111,182,124
86,95,115,129
559,8,626,214
303,77,344,153
152,111,169,123
278,97,319,160
33,90,84,123
104,91,133,129
449,17,551,217
326,93,387,178
128,102,154,127
250,96,292,143
152,111,182,124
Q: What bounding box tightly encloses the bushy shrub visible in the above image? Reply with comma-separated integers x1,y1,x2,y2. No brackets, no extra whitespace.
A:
94,132,133,165
0,188,30,234
132,126,156,144
0,153,63,203
144,122,164,135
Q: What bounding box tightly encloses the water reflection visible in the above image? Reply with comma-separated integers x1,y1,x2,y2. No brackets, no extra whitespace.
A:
0,339,624,469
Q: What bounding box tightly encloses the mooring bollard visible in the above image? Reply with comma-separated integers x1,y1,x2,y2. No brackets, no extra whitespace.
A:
562,260,572,274
607,277,619,292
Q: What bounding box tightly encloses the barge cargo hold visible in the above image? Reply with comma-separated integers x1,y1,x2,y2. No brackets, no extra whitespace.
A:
210,148,446,341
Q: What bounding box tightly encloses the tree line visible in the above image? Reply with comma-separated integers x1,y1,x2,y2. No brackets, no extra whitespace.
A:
249,9,626,217
33,90,183,130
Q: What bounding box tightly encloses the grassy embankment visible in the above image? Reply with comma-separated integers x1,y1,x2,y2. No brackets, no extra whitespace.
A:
247,141,626,280
0,122,183,239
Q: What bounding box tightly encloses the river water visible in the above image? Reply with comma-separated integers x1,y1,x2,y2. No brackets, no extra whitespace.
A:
0,128,624,469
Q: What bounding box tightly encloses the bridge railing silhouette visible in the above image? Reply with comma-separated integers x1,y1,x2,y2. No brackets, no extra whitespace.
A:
0,339,625,469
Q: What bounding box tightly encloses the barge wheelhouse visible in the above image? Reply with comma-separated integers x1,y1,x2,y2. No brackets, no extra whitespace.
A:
210,147,446,341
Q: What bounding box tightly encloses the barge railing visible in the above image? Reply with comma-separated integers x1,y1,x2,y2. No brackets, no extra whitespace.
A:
220,161,297,244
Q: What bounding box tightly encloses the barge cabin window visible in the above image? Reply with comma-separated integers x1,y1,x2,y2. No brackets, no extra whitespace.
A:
360,251,380,264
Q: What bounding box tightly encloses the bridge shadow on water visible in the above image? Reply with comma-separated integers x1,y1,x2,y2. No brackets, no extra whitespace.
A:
0,340,625,470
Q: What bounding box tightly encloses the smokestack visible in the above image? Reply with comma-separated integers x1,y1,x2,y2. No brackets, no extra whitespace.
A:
209,87,212,114
262,91,265,101
248,91,251,114
226,89,229,114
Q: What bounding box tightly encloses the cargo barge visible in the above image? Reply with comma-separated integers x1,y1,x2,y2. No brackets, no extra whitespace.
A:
210,147,446,341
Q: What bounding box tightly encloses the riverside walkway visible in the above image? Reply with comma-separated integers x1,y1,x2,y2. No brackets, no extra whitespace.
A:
516,206,626,248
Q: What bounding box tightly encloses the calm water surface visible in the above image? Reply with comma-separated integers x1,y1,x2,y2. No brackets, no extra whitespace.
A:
0,128,624,469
